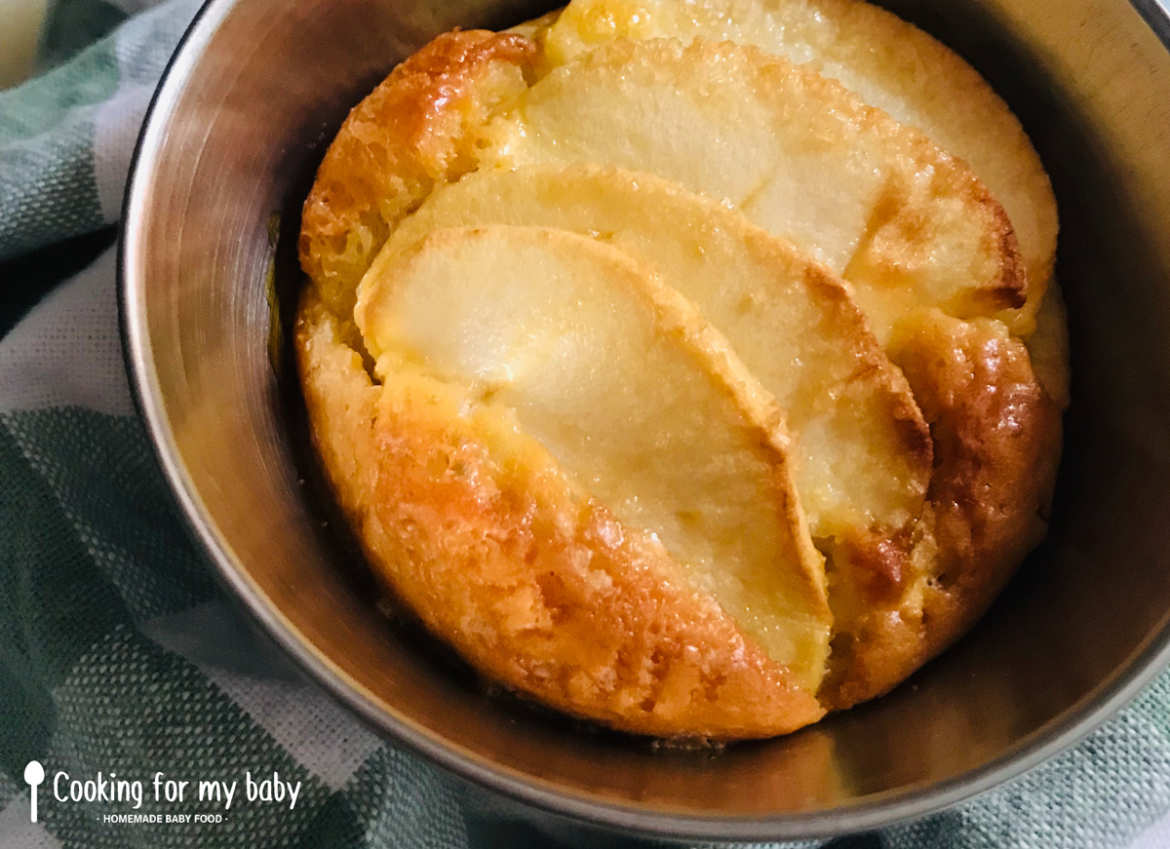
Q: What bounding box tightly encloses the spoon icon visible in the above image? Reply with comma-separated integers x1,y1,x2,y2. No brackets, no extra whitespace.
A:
24,761,44,823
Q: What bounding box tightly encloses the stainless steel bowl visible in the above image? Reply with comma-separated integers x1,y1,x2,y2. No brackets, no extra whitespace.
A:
120,0,1170,840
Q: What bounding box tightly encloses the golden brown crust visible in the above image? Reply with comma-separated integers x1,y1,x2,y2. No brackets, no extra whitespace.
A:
298,30,538,317
976,194,1027,313
297,290,825,739
822,309,1062,709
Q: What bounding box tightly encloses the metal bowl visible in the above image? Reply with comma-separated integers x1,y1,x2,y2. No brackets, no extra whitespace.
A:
120,0,1170,840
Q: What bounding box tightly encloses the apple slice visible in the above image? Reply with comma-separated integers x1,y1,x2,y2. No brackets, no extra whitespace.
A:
356,224,832,683
374,164,932,545
541,0,1057,333
475,38,1026,345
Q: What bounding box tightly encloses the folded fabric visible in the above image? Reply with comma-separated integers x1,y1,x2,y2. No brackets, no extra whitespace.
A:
1,2,1169,847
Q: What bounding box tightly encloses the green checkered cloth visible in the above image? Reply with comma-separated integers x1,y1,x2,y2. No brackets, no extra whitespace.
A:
3,2,1170,847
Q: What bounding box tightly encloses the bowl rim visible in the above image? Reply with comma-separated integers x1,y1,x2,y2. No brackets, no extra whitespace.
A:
119,0,1170,840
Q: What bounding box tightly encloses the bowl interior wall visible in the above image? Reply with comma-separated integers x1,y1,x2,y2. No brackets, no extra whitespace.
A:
123,0,1170,832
